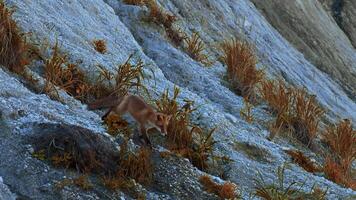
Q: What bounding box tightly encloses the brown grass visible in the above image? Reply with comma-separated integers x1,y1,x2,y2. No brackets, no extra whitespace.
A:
221,38,264,100
184,32,212,66
123,0,145,6
323,119,355,173
73,175,93,190
43,41,90,100
322,120,355,190
103,113,131,137
145,0,177,29
117,142,153,185
292,89,324,145
166,27,186,46
155,86,216,170
91,55,146,99
324,157,356,190
285,150,321,173
259,80,324,146
199,175,239,199
92,39,107,54
0,1,31,74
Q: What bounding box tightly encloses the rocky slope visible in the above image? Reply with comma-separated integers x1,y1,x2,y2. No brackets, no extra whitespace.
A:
0,0,355,199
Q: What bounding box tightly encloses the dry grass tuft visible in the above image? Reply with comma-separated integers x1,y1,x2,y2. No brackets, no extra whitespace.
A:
91,55,146,100
145,0,177,29
143,0,186,46
323,119,355,173
322,119,355,189
73,175,93,190
323,157,356,190
43,41,90,100
117,142,153,185
285,150,321,173
103,113,131,137
166,27,186,46
292,89,324,145
123,0,145,6
92,39,107,54
259,80,324,146
221,38,264,100
254,165,327,200
155,86,216,170
199,175,239,199
184,32,212,66
0,1,31,74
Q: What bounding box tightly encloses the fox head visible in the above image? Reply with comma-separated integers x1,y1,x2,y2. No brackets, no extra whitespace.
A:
155,113,172,136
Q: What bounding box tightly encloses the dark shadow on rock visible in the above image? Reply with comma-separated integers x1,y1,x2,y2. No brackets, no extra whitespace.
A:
26,123,120,175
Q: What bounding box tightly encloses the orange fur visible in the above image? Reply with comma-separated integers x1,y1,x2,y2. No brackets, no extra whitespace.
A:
88,94,171,146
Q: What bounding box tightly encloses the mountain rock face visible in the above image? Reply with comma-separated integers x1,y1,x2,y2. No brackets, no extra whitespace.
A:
0,0,355,199
251,0,356,101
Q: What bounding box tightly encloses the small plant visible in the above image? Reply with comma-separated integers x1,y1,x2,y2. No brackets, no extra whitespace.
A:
166,27,186,46
285,150,321,173
145,0,177,29
117,142,153,185
55,175,93,191
103,113,131,137
43,41,90,100
155,86,216,170
92,39,107,54
292,89,324,145
254,165,327,200
259,80,324,147
184,32,212,66
199,175,240,199
240,97,254,123
123,0,145,6
221,38,264,100
0,1,31,74
323,119,355,174
91,55,146,99
73,175,93,190
322,120,355,190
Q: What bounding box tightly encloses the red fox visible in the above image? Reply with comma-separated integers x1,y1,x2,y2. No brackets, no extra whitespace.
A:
88,94,171,146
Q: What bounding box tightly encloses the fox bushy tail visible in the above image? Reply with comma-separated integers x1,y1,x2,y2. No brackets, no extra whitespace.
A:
87,95,122,110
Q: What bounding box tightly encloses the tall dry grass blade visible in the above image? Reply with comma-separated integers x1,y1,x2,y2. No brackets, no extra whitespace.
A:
221,38,264,100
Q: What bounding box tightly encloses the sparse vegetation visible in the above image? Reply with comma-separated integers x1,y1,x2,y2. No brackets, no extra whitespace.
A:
92,39,107,54
184,32,212,66
145,0,177,29
221,38,264,100
91,55,146,99
199,175,240,199
43,41,89,100
323,119,355,189
42,43,145,103
285,150,321,173
240,97,254,123
123,0,145,6
31,124,153,195
103,113,131,137
155,86,216,170
0,1,31,74
254,165,327,200
259,79,324,147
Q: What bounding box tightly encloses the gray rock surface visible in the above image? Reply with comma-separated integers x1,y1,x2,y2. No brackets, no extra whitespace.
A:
251,0,356,101
0,0,355,199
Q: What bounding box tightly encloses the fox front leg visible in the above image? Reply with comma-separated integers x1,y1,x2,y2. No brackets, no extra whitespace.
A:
139,125,152,148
